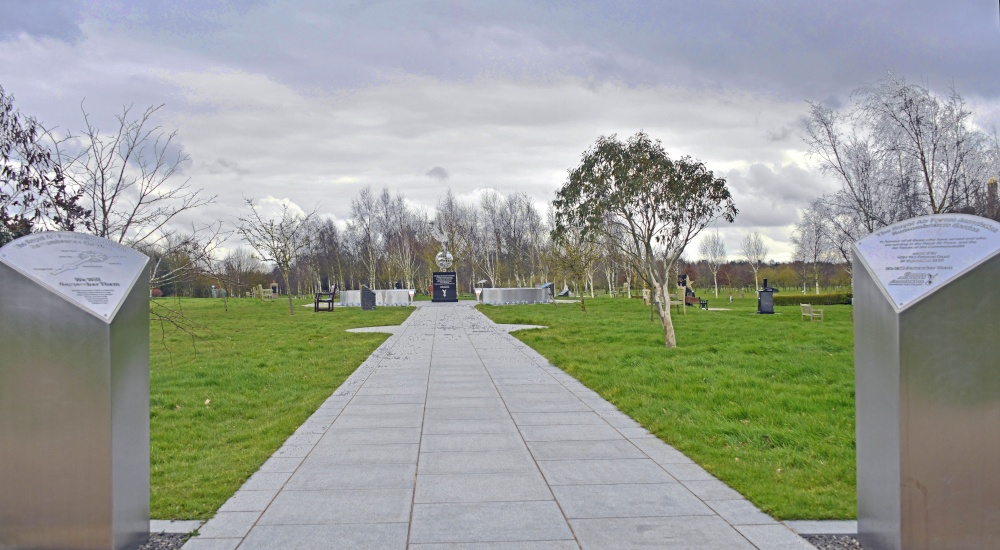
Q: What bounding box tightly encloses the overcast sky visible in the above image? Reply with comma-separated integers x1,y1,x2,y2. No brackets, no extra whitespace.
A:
3,0,999,260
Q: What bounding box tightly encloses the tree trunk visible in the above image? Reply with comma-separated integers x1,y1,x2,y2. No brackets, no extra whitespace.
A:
282,271,295,315
657,281,677,348
713,273,719,298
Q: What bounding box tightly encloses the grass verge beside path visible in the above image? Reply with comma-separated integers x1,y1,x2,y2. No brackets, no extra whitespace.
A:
149,298,412,520
478,296,855,520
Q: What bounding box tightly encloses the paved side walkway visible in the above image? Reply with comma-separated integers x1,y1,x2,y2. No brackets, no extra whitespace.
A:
183,302,812,549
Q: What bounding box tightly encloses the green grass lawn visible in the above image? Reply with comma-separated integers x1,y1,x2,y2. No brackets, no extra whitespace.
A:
478,295,855,520
148,298,412,519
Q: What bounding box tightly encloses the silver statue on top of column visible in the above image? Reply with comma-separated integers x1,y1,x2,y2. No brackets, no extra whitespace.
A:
428,219,454,270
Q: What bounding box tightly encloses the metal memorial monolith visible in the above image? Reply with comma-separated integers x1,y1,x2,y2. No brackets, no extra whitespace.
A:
852,214,1000,550
0,232,150,550
429,219,457,303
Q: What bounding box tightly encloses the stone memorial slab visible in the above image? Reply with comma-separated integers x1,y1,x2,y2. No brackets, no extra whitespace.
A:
433,271,457,302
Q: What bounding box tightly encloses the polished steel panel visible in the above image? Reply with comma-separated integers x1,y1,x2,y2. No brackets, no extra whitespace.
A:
853,215,1000,550
0,232,149,550
853,257,902,550
480,287,552,305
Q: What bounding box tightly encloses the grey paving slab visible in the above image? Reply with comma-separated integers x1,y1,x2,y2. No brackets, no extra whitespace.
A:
785,520,858,535
196,511,261,538
188,302,808,550
410,501,574,544
518,423,624,442
570,516,757,549
239,471,292,491
284,462,416,490
682,478,745,500
418,449,537,475
509,411,607,425
150,520,202,534
423,417,517,434
321,426,422,444
181,538,241,550
660,461,718,481
331,412,424,429
217,490,277,513
415,472,554,503
707,499,778,525
410,542,580,550
425,406,513,420
538,458,675,485
526,439,645,460
257,488,412,524
736,524,817,549
238,523,409,550
552,483,714,519
421,433,527,453
305,442,419,464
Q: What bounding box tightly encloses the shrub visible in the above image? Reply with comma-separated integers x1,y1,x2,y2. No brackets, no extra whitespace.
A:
150,288,164,298
774,291,852,306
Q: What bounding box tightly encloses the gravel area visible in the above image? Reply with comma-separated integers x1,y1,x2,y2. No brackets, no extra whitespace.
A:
139,533,188,550
803,534,864,549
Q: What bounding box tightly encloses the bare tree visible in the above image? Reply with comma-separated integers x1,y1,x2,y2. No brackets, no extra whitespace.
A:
552,223,600,311
348,186,380,288
699,230,726,298
221,247,264,297
791,203,833,294
739,230,768,291
237,198,316,315
61,103,214,245
804,73,1000,247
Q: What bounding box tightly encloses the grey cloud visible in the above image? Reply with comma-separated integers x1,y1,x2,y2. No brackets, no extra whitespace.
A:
65,0,1000,103
726,163,837,228
425,166,449,180
203,158,250,176
0,0,82,42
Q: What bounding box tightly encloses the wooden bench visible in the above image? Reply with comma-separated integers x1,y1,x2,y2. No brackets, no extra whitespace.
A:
699,298,708,310
314,286,338,312
801,303,824,321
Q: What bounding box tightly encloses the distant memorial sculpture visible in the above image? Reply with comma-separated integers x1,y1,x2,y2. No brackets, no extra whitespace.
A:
852,214,1000,550
429,219,457,302
0,232,151,550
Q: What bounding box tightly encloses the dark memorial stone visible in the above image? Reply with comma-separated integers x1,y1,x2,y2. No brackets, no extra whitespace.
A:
757,278,778,314
360,286,376,310
433,271,457,302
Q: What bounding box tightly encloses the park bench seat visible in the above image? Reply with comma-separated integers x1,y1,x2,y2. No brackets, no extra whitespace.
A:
315,286,338,312
801,303,824,321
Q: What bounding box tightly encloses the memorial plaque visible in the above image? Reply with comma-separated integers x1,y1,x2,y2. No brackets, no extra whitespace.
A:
433,271,457,302
0,232,150,550
0,232,148,320
853,214,1000,311
852,214,1000,550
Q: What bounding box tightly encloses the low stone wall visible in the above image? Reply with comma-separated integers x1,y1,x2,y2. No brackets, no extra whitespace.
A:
480,287,552,305
340,289,412,307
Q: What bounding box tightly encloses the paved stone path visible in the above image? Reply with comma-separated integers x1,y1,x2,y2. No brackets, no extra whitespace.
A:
183,302,813,549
